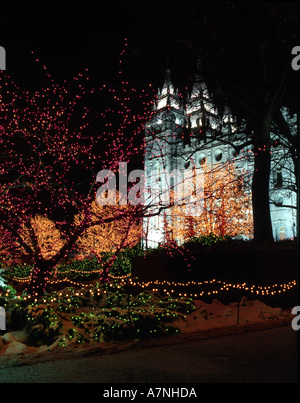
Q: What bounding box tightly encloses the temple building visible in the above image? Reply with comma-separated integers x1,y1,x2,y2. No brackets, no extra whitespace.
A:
142,64,297,247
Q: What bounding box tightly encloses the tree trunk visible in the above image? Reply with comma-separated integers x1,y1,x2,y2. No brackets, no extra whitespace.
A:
252,117,274,242
27,261,52,298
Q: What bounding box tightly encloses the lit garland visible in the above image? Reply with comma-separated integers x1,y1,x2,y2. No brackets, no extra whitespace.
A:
8,275,296,300
125,278,297,298
11,270,131,284
1,274,296,350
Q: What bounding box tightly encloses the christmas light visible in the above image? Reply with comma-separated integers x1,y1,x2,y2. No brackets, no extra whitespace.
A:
0,40,154,296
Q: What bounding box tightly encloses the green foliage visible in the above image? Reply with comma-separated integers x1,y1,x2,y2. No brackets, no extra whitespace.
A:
2,285,17,300
183,233,233,247
54,245,145,280
56,257,101,280
0,270,17,305
157,295,195,314
4,298,32,330
143,243,172,256
4,281,195,347
25,304,62,345
102,244,145,276
142,236,234,256
1,245,144,284
5,263,33,279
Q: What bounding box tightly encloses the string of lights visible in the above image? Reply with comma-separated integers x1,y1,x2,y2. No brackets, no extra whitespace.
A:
8,274,296,299
127,278,297,298
0,38,154,297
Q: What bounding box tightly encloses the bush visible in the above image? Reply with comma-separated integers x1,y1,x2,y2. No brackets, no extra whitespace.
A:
55,245,145,280
102,244,145,277
56,257,101,281
183,233,233,247
4,281,195,347
5,263,33,279
0,269,17,306
25,304,62,345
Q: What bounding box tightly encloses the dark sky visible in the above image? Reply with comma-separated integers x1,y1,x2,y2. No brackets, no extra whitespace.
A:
0,1,204,91
0,1,297,97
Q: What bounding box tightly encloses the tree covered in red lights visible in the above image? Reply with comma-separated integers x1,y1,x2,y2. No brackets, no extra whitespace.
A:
0,43,152,296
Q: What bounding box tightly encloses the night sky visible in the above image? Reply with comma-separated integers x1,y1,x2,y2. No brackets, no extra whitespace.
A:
0,1,204,90
0,2,298,102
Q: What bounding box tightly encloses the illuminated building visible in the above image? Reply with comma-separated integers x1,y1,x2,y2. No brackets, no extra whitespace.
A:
143,63,297,247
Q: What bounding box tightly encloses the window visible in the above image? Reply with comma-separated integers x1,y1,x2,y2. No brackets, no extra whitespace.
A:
215,149,222,162
276,225,286,241
277,196,283,206
184,160,190,169
274,168,283,188
199,153,206,165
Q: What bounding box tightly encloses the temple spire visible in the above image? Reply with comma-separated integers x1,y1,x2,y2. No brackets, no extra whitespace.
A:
155,57,184,110
161,56,174,95
191,58,208,99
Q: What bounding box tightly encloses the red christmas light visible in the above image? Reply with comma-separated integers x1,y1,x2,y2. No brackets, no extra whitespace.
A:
0,39,154,297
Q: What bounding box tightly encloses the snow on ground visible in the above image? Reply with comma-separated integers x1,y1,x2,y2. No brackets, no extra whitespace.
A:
0,297,293,358
175,297,292,333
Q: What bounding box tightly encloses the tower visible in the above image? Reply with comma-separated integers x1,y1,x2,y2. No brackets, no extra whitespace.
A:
143,68,186,248
142,64,297,248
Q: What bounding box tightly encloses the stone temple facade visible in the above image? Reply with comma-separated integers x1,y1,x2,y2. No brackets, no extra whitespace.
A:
142,66,297,248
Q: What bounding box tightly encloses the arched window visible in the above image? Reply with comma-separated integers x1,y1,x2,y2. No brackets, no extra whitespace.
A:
277,196,283,206
274,167,283,188
276,225,286,241
214,149,223,162
199,153,206,165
